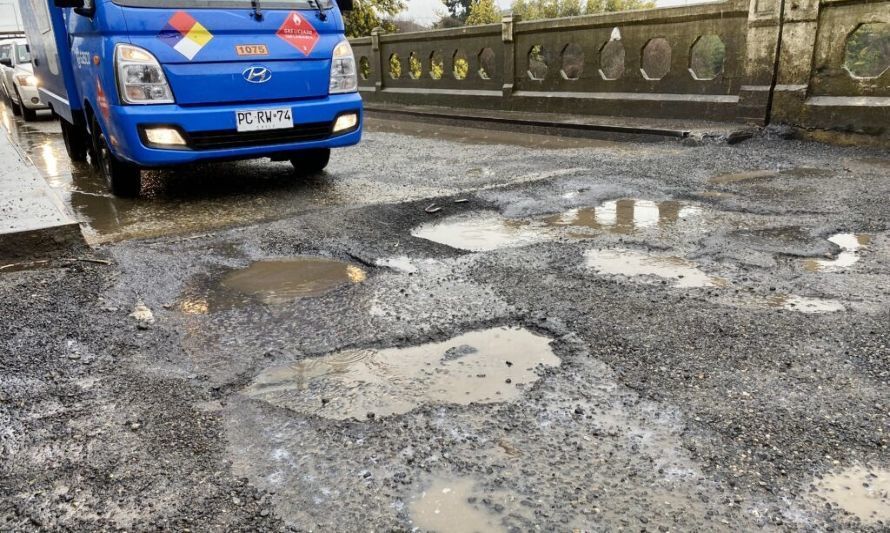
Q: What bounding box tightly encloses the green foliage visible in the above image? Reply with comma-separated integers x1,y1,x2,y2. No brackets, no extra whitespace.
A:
409,53,423,78
389,53,402,78
511,0,654,20
466,0,500,25
844,23,890,78
344,0,405,38
430,53,444,79
359,56,371,79
690,35,725,80
453,53,469,79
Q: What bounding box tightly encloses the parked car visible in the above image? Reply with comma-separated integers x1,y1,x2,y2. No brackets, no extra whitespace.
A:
0,37,48,121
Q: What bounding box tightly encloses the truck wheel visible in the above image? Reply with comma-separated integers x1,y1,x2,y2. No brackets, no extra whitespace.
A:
92,118,141,197
21,103,37,122
290,148,330,175
61,119,89,162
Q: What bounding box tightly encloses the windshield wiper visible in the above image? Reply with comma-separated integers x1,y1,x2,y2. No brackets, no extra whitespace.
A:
309,0,327,22
250,0,263,20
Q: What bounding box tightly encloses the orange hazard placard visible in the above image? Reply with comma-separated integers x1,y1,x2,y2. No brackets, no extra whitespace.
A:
276,12,319,56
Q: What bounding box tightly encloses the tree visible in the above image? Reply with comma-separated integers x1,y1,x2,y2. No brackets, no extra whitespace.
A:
466,0,500,25
441,0,473,22
344,0,406,38
510,0,654,20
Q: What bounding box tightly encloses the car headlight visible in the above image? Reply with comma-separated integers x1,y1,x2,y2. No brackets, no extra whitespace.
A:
115,44,174,105
16,74,38,87
329,40,357,94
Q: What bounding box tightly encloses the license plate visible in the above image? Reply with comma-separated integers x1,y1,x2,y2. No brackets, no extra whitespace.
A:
235,108,293,132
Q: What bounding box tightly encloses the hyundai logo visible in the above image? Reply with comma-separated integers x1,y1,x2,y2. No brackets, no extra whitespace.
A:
242,66,272,84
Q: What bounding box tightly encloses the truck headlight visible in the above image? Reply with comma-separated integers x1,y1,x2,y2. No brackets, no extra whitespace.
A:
115,44,174,105
16,74,38,87
329,40,357,94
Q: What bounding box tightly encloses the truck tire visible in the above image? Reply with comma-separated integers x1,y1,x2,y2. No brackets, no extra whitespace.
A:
60,119,89,162
20,98,37,122
290,148,330,175
92,117,141,197
9,94,21,116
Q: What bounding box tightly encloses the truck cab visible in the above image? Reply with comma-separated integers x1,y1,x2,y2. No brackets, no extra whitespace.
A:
21,0,361,196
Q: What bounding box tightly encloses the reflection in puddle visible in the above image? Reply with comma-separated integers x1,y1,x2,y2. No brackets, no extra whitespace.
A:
584,249,723,288
804,233,871,272
764,294,844,314
543,199,701,236
178,257,365,312
243,326,559,420
409,477,507,533
413,199,703,251
811,466,890,524
412,213,547,252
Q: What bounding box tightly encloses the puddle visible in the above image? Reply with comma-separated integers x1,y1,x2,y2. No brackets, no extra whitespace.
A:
584,249,723,288
409,477,507,533
811,466,890,524
178,257,365,312
412,199,704,251
375,256,419,273
764,294,845,313
709,167,832,185
542,199,702,236
411,213,548,252
804,233,870,272
243,326,559,420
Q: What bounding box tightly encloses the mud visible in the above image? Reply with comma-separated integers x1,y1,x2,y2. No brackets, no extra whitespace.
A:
408,477,507,533
243,327,558,420
811,466,890,524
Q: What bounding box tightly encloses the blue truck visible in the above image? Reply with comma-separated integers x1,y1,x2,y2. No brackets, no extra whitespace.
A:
19,0,362,196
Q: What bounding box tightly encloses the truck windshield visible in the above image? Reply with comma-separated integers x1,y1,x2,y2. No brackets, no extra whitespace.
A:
16,44,31,64
111,0,333,8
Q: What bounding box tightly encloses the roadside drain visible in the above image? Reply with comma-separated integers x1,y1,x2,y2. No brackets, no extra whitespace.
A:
804,233,870,272
412,199,704,251
584,249,723,288
243,326,559,420
409,477,508,533
178,257,365,312
810,465,890,524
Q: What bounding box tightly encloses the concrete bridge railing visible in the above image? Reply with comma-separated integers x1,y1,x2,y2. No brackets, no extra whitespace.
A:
351,0,889,138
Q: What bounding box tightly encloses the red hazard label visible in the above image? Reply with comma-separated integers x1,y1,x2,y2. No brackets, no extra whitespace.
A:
276,12,319,56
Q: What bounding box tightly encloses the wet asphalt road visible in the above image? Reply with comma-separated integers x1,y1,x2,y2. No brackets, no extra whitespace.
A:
1,100,889,532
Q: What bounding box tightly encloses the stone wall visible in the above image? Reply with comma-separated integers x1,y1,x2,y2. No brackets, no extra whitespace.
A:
351,0,889,137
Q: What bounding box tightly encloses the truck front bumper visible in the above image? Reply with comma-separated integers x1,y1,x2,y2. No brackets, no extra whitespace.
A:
17,84,49,110
106,92,362,167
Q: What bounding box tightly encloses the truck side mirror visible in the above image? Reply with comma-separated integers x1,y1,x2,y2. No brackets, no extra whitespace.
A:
0,58,12,68
54,0,84,7
336,0,354,11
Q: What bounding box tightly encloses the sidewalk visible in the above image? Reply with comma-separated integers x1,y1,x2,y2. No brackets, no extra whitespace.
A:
0,120,83,260
363,102,752,143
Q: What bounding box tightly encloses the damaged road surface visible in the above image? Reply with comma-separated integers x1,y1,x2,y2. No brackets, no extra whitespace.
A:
1,113,890,531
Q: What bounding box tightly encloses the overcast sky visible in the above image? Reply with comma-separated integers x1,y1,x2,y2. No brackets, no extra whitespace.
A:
400,0,711,25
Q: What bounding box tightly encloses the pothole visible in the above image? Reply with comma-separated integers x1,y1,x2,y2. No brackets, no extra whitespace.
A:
762,294,845,313
243,326,559,420
412,199,705,251
408,477,510,533
810,465,890,524
804,233,870,272
584,249,724,288
178,257,366,312
709,167,831,184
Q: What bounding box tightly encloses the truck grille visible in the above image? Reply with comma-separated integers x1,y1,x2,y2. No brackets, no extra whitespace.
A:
187,122,333,150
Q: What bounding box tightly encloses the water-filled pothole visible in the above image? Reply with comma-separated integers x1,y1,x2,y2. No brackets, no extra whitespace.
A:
804,233,870,272
811,466,890,524
409,477,509,533
178,257,366,312
243,326,559,420
411,199,704,251
584,249,724,288
763,294,845,314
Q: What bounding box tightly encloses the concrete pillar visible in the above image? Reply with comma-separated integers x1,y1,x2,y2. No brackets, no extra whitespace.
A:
370,27,383,93
770,0,821,126
501,14,520,98
736,0,785,124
